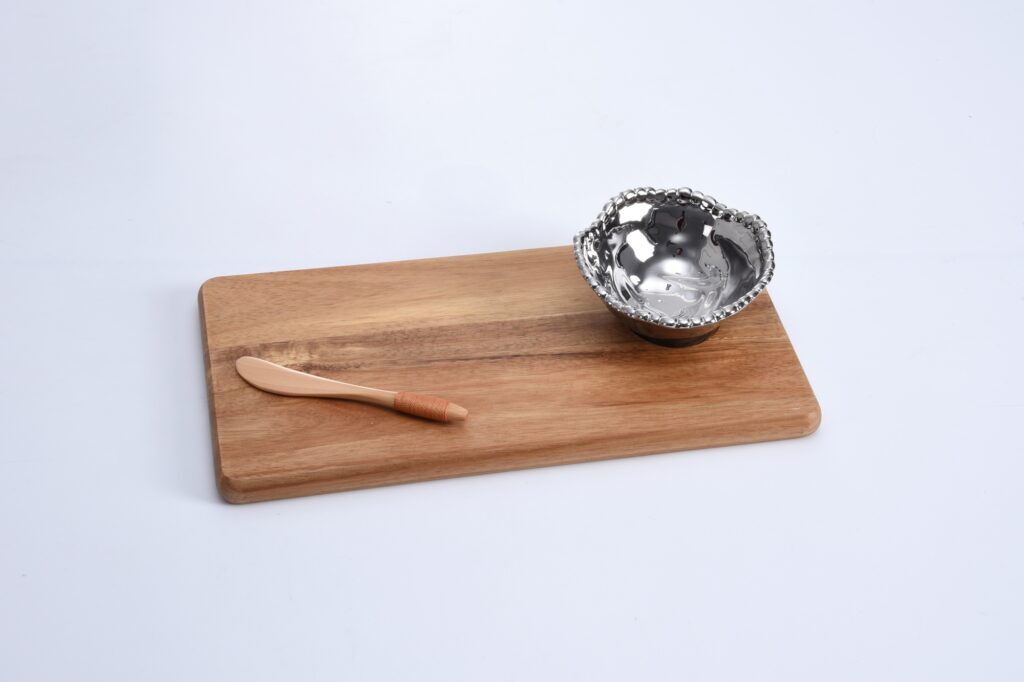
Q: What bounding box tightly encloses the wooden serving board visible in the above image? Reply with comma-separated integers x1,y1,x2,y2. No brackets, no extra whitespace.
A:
199,246,820,503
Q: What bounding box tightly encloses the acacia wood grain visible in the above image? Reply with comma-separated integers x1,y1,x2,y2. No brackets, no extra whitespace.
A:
199,246,820,503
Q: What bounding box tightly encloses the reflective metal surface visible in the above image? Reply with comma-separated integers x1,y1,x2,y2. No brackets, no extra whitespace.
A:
574,187,775,346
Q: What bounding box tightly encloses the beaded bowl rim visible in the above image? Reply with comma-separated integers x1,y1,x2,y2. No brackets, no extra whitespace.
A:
573,186,776,330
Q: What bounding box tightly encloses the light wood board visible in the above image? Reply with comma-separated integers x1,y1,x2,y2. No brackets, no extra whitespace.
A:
199,246,820,503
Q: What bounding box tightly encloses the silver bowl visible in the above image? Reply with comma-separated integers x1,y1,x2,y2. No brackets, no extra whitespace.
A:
574,187,775,346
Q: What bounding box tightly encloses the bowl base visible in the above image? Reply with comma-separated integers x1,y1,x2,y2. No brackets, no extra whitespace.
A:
632,327,719,348
613,310,722,348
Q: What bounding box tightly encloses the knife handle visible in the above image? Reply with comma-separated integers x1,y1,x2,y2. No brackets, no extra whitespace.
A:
393,392,469,422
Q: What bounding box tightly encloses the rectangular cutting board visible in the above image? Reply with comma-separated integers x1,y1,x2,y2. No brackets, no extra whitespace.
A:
200,246,820,503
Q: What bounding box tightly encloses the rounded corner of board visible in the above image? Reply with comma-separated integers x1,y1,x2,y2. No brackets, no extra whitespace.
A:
800,401,822,438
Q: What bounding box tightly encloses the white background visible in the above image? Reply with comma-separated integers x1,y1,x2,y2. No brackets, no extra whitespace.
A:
2,1,1022,679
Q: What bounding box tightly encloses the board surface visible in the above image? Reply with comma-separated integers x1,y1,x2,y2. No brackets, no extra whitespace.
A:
199,246,820,503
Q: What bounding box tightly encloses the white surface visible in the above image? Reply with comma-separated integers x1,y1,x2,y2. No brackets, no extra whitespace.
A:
2,1,1022,679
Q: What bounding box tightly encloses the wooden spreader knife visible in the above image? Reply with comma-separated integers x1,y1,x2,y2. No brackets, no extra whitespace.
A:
235,356,468,423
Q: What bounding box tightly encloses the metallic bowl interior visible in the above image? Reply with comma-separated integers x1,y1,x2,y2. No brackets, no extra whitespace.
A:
574,188,774,346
